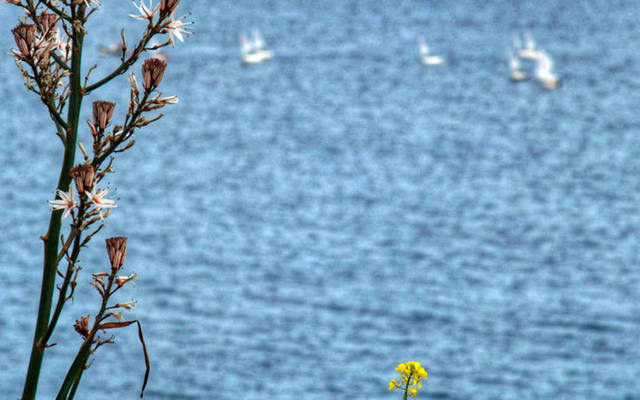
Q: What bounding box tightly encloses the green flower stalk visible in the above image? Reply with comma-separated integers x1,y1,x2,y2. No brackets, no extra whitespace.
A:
389,361,428,399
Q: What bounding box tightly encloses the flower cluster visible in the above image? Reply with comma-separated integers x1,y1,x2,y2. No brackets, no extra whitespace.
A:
48,183,116,221
388,361,428,398
7,1,187,397
10,12,69,64
129,0,192,46
90,238,137,299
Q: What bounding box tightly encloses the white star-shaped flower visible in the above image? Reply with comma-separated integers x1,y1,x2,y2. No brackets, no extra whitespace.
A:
86,187,116,219
129,0,159,20
165,13,192,46
48,187,77,219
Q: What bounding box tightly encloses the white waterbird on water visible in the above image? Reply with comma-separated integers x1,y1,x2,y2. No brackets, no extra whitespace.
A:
534,51,561,90
418,38,444,66
240,29,274,64
507,51,528,81
518,32,541,60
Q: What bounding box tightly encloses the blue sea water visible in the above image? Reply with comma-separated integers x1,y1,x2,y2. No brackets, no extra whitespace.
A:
1,1,640,399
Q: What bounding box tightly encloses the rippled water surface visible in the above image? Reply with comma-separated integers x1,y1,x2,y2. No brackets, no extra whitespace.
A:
1,1,640,399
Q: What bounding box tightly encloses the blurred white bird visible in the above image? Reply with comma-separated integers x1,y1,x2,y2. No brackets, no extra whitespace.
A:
418,38,444,66
241,29,274,64
518,32,541,60
535,51,561,90
507,51,528,82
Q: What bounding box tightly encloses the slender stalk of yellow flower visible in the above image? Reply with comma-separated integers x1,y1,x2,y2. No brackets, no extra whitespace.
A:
388,361,428,399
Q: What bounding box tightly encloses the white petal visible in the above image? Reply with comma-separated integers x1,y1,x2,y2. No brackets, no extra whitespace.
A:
48,200,67,209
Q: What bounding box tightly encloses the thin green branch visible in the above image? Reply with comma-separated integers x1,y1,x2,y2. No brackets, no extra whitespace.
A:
45,97,69,132
40,0,72,21
85,20,164,94
93,90,151,167
51,51,70,70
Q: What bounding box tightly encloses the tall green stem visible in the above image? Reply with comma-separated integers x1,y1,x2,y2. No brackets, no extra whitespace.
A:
21,6,85,399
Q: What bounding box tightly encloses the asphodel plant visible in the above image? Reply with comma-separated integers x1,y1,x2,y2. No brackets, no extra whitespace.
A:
6,0,190,398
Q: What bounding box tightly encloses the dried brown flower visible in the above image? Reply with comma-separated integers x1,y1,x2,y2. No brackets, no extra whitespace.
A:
106,236,127,271
141,58,167,91
37,13,59,35
160,0,180,14
11,23,36,58
70,163,95,195
129,72,139,96
92,100,116,131
115,273,137,288
74,315,91,338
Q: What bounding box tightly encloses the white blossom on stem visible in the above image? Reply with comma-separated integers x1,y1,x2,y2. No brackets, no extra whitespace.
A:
54,30,70,53
86,187,116,219
165,12,191,46
129,0,159,20
48,186,77,219
157,95,178,105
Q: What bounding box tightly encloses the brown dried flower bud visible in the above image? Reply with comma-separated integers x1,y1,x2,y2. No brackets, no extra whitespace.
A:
74,315,90,338
92,101,116,131
87,120,98,140
70,163,95,195
141,58,167,91
38,12,59,35
11,23,36,57
129,72,139,96
115,273,137,287
115,300,137,310
106,236,127,271
160,0,180,14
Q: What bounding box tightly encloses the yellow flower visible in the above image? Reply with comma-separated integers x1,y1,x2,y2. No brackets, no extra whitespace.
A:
389,361,428,398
